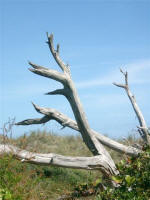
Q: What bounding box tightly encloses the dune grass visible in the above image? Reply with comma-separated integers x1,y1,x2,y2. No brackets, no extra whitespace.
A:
0,130,141,200
0,131,101,199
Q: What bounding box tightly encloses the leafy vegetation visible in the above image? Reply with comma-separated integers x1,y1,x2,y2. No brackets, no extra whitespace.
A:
95,145,150,200
0,131,101,199
0,130,149,200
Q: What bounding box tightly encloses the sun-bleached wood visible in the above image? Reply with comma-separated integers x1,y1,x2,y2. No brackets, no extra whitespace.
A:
0,144,117,176
113,69,150,145
17,103,140,157
2,34,148,180
15,33,119,177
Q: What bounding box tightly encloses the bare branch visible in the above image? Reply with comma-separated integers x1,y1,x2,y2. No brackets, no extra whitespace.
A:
32,102,55,117
46,33,113,158
45,89,66,95
120,69,128,85
15,34,132,176
29,61,49,70
0,144,118,176
16,104,140,157
29,62,66,84
114,69,150,144
15,116,50,125
46,33,70,75
57,44,60,54
113,82,127,89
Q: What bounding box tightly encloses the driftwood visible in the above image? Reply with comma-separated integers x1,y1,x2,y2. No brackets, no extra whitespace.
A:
1,34,149,179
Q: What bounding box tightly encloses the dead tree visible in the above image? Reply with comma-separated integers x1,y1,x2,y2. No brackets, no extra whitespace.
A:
0,34,150,179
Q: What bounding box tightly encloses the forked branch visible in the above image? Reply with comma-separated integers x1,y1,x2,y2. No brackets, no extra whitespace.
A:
46,33,70,75
45,34,115,159
17,103,140,157
15,33,119,176
3,33,148,181
6,33,149,180
113,69,150,145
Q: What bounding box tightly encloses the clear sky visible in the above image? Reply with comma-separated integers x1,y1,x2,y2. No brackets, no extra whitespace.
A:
0,0,150,139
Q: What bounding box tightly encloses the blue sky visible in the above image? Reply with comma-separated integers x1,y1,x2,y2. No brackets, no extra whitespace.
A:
0,0,150,139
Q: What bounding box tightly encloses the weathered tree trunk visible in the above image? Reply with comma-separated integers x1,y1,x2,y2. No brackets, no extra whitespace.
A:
1,34,149,181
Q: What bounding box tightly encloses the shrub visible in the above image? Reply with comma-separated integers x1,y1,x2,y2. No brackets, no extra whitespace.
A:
96,145,150,200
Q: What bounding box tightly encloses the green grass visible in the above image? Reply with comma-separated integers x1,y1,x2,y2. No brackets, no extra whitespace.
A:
0,155,99,199
0,130,142,200
0,131,101,199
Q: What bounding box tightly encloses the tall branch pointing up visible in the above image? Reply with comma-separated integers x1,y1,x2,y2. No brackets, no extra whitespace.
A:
15,33,119,176
113,69,150,145
46,33,70,75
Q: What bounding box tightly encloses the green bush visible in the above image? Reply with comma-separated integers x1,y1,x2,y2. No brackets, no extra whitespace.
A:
0,188,13,200
96,145,150,200
0,132,149,199
0,154,99,199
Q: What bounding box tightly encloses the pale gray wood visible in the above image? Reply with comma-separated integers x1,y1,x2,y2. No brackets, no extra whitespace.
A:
16,103,140,157
14,34,149,177
15,33,118,176
113,69,150,145
46,33,70,75
0,144,117,176
28,62,66,84
16,115,50,125
3,34,147,180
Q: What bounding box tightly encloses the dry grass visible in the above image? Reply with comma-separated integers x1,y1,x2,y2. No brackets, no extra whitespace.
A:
0,130,142,199
0,131,100,199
